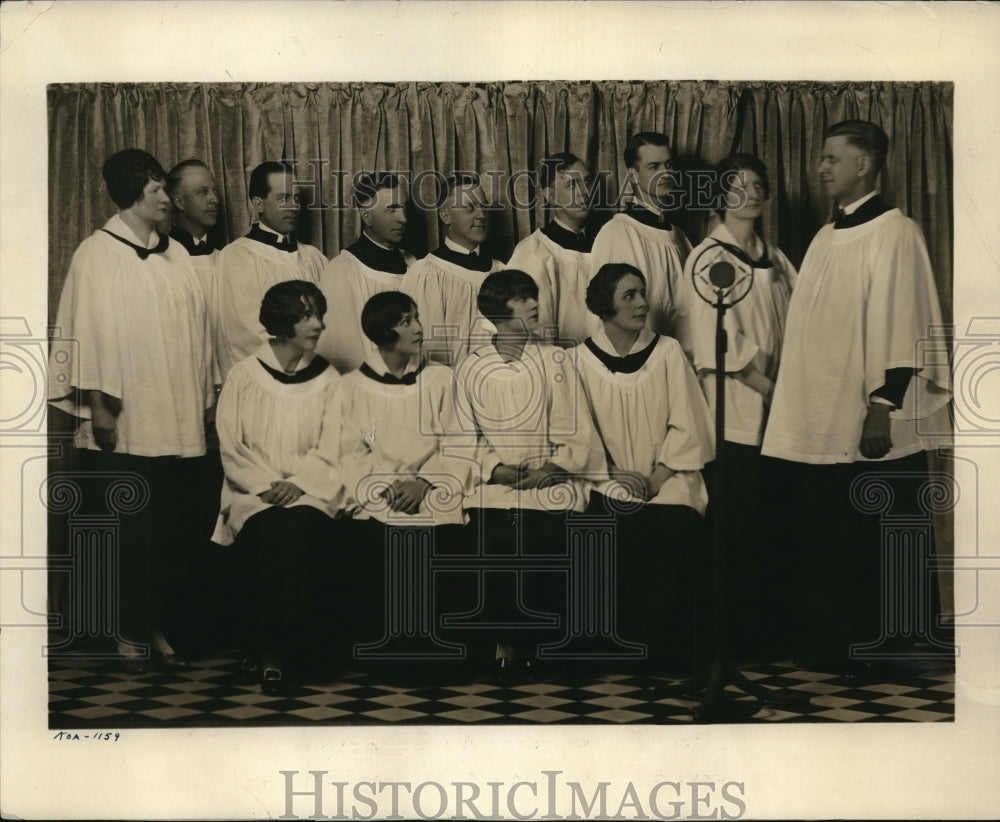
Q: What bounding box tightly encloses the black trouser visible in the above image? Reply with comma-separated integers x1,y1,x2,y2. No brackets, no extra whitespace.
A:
702,443,794,662
434,508,569,664
586,493,707,676
78,449,213,653
774,451,936,666
233,505,345,665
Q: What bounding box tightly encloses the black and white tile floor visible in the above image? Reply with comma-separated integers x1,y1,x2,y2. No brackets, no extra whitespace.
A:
49,646,954,727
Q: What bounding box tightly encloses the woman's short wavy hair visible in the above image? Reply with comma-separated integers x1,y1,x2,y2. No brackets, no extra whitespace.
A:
477,270,539,322
586,263,646,319
259,280,327,339
102,149,166,210
361,290,418,346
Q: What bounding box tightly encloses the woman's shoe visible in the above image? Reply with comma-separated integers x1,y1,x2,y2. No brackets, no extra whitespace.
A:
261,663,287,696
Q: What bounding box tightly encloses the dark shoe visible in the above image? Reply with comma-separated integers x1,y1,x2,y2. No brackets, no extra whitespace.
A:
151,650,192,673
237,655,261,683
494,657,518,684
261,664,287,696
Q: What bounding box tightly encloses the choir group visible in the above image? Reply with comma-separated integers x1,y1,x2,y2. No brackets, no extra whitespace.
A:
49,121,951,696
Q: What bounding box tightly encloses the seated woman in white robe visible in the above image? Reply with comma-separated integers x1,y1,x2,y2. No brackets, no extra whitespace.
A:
677,153,797,661
48,149,215,671
577,263,714,675
336,291,470,653
213,280,346,694
453,270,607,678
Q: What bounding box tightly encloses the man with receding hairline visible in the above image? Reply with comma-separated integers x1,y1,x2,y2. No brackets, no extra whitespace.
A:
401,173,505,366
762,119,951,674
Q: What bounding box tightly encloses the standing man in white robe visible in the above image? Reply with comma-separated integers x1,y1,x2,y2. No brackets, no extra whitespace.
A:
591,132,693,338
507,152,597,346
49,148,216,669
317,172,415,374
214,161,327,379
401,173,505,366
761,120,951,675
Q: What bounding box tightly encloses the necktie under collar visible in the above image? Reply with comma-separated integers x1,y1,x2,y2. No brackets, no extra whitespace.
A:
101,230,169,259
248,223,298,252
359,361,425,385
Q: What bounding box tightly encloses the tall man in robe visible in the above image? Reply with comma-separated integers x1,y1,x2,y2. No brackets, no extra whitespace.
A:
214,161,327,379
590,132,692,338
401,173,505,366
507,152,597,346
761,120,951,674
317,172,414,374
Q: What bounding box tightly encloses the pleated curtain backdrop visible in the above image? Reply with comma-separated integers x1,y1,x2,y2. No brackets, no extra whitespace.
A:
45,79,957,616
47,80,953,326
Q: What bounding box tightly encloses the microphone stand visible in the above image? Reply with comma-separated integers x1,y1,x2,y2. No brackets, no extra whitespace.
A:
691,259,810,723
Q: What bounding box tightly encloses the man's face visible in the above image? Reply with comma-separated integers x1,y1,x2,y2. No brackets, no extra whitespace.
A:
254,171,300,234
633,143,675,205
361,186,408,248
819,136,867,203
132,176,171,227
172,165,220,232
441,185,487,249
544,160,592,222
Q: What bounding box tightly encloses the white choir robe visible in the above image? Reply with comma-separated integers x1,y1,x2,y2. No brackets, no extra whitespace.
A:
212,345,344,545
677,224,797,447
316,248,416,374
507,229,599,346
453,341,607,513
213,235,326,379
761,209,952,465
182,247,224,386
590,213,692,337
576,329,715,515
400,252,505,366
338,356,471,526
49,215,214,457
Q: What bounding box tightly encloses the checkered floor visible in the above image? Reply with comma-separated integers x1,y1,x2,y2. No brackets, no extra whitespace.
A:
49,645,955,727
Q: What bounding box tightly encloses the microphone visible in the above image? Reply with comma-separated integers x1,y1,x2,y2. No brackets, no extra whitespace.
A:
708,260,736,290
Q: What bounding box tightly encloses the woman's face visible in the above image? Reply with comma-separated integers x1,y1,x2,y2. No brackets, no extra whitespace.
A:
605,273,649,334
725,167,767,220
390,304,424,358
287,298,325,354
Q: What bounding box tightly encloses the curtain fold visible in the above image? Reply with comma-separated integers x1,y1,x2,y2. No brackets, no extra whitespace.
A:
48,80,953,325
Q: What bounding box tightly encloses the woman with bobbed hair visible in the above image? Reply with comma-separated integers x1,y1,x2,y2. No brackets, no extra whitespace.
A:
213,279,346,694
577,262,715,676
49,148,215,671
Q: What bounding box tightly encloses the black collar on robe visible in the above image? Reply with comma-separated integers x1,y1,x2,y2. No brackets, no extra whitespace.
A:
706,238,773,270
348,233,408,275
169,225,215,257
101,229,169,259
834,194,892,229
584,335,660,374
256,353,330,383
359,359,426,386
430,243,494,272
541,220,593,253
623,202,673,231
247,223,298,252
